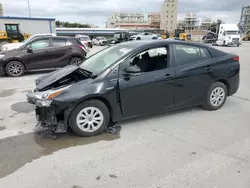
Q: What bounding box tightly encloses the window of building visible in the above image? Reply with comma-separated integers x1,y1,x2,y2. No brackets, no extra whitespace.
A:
174,45,212,66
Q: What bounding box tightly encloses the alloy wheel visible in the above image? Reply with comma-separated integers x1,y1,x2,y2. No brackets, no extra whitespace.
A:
210,87,225,107
7,62,23,76
76,107,104,133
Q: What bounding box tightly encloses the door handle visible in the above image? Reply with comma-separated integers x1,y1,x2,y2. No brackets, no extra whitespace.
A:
205,66,212,71
163,74,173,79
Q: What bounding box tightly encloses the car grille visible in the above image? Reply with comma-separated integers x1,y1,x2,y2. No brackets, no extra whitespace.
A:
232,38,239,43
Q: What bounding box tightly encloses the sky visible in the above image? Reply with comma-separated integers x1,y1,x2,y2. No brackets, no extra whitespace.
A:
0,0,248,27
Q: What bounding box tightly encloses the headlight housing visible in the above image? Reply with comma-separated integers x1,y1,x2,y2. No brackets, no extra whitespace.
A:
36,85,71,100
27,85,71,107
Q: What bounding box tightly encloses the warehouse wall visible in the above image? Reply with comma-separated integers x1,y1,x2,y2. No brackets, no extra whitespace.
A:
0,17,56,35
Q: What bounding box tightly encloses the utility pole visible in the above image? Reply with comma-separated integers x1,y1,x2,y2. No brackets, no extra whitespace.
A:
27,0,31,17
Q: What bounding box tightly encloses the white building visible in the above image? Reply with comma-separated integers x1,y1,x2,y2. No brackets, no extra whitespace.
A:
106,13,150,29
0,16,56,34
160,0,178,31
182,12,199,31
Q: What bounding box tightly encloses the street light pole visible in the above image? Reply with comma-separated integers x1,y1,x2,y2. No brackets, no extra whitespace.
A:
27,0,31,17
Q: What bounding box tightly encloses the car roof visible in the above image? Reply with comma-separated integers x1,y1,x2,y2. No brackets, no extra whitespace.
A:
31,36,74,40
116,40,210,49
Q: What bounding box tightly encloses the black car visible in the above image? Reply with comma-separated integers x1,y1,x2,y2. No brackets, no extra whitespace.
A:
0,36,86,77
27,40,240,137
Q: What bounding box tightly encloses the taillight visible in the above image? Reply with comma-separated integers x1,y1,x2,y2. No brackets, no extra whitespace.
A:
233,56,239,61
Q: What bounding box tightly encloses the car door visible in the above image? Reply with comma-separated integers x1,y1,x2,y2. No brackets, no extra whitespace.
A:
46,38,72,68
172,44,214,108
118,45,175,118
23,38,54,70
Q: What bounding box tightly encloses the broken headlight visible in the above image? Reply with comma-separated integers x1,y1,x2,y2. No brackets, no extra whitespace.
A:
27,85,71,107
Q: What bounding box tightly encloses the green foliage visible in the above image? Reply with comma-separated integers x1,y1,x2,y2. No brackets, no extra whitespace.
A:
56,21,91,28
208,19,223,33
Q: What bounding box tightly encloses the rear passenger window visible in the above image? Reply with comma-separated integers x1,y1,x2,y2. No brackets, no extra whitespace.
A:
174,44,211,66
53,39,71,47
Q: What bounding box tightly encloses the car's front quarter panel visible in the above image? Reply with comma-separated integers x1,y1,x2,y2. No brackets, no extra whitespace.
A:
52,76,121,122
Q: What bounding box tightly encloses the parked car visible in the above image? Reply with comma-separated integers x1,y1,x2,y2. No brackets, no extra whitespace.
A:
0,36,86,77
129,32,158,41
1,33,56,51
92,37,108,46
75,35,93,48
26,40,240,137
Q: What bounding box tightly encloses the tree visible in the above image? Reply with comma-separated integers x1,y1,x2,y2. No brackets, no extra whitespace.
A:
208,19,223,33
55,20,91,28
208,22,217,33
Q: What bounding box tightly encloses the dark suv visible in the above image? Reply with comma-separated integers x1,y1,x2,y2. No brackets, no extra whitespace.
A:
0,36,86,77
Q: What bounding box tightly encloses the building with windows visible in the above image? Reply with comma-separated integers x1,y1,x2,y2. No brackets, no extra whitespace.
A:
183,12,199,31
199,17,213,30
160,0,178,31
148,12,161,29
106,12,150,29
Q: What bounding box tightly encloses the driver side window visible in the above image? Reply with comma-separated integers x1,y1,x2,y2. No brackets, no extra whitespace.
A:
120,47,168,74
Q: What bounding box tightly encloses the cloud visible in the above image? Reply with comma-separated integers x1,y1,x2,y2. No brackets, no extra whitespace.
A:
0,0,246,27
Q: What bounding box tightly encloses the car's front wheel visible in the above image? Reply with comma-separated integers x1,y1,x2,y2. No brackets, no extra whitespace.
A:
5,61,25,77
69,100,110,137
203,82,227,111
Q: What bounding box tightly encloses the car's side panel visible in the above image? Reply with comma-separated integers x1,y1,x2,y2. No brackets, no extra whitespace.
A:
173,59,216,108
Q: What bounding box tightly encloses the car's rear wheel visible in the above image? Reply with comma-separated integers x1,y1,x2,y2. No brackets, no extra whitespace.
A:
5,61,25,77
203,82,227,111
69,57,82,65
69,100,110,137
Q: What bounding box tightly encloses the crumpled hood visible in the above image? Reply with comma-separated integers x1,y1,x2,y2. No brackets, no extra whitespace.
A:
35,65,80,90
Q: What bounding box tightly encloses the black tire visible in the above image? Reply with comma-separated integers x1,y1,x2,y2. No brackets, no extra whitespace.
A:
69,100,110,137
203,82,227,111
69,57,82,65
5,61,25,77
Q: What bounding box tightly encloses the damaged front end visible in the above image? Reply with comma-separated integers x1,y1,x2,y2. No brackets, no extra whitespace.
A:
26,65,90,134
27,85,72,133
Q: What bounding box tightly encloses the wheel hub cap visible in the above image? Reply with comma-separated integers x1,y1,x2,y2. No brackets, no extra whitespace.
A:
8,63,22,76
76,107,104,133
210,87,225,107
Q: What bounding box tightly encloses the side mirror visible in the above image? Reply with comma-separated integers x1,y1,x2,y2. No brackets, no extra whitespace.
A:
124,65,141,75
27,46,33,53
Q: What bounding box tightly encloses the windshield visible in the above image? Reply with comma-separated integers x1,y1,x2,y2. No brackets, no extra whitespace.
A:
226,31,239,35
80,45,135,75
114,34,120,38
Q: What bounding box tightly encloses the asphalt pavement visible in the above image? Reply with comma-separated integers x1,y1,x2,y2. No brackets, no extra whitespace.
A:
0,43,250,188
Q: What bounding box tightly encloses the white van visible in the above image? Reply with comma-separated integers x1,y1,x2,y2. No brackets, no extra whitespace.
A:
215,24,241,47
